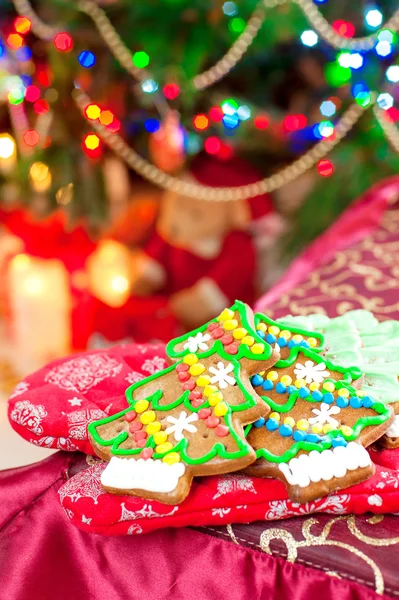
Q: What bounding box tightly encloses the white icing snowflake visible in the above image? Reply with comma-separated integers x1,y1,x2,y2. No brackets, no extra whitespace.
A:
165,411,199,441
293,360,330,384
10,400,47,435
209,362,236,389
119,502,178,522
67,409,106,440
142,356,167,374
309,402,341,428
44,354,122,393
125,371,145,385
9,381,29,399
213,474,257,499
58,461,107,505
183,332,211,353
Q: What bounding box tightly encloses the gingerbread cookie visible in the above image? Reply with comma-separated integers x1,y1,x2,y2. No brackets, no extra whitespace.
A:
88,301,280,505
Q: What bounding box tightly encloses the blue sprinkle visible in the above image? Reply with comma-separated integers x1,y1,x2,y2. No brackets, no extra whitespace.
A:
277,337,287,348
254,417,265,428
332,436,347,447
293,430,306,442
252,374,264,387
288,340,296,348
312,390,323,401
262,380,274,391
287,385,297,394
276,382,287,394
323,392,335,404
362,396,374,408
299,386,310,398
306,433,321,443
300,341,310,348
266,333,277,344
256,330,266,339
280,424,293,437
266,418,279,431
350,396,363,409
336,396,349,408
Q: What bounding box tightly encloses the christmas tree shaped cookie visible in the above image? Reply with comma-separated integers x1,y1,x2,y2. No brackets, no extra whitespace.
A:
88,301,280,504
244,347,393,502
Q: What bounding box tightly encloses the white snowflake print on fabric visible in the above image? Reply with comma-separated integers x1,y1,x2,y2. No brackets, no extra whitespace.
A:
119,502,179,522
127,524,143,535
9,381,29,399
376,471,399,490
211,507,231,517
68,397,82,407
44,354,122,393
368,494,383,507
58,461,107,505
81,515,92,525
309,403,341,428
293,360,330,384
265,494,350,520
142,356,167,375
213,474,257,499
10,400,47,435
125,371,145,385
165,411,199,441
183,332,211,353
32,436,78,451
209,362,236,389
67,409,106,440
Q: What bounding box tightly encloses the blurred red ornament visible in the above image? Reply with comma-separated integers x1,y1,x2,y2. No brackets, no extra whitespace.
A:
23,130,40,146
163,83,180,100
209,106,224,122
217,142,233,160
149,110,185,173
332,20,355,38
254,115,269,130
25,85,40,102
204,136,221,155
54,32,74,52
317,159,334,177
283,114,307,132
7,33,24,50
14,16,32,34
34,99,49,115
386,107,399,123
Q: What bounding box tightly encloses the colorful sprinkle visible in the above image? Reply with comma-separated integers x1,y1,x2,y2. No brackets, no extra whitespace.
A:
284,416,295,427
295,378,306,389
297,419,309,431
206,416,220,428
134,400,149,413
336,396,349,408
311,390,323,401
270,412,281,422
189,363,206,377
156,442,174,454
280,375,292,386
178,371,191,382
293,430,306,441
141,447,154,459
268,326,280,336
208,322,220,332
267,371,279,382
323,392,335,404
208,392,224,406
225,343,239,354
362,396,374,408
306,433,321,443
124,411,136,422
134,430,147,441
266,333,277,344
277,337,287,348
146,421,161,435
309,382,320,391
196,375,211,387
176,362,189,372
252,374,264,387
349,396,363,409
129,421,143,433
257,322,267,332
252,343,265,354
242,335,254,346
338,388,350,398
184,354,198,366
266,418,279,431
182,380,196,391
332,436,347,447
218,308,235,322
215,424,229,437
280,424,293,437
162,452,181,465
299,387,310,398
223,319,238,331
340,425,353,437
198,408,212,419
262,380,274,391
233,327,248,340
323,381,336,393
276,382,287,394
153,431,168,445
254,417,265,427
214,402,228,417
140,410,156,425
307,337,318,347
221,334,234,346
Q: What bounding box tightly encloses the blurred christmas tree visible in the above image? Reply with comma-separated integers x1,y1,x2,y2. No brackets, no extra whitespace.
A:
1,0,399,256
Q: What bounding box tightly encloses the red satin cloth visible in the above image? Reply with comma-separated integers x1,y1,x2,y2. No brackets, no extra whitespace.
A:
0,453,383,600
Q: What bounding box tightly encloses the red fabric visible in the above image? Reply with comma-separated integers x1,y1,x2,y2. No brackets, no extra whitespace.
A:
8,343,399,536
0,452,384,600
145,229,256,305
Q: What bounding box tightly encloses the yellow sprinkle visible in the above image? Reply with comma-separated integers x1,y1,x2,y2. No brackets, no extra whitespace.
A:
323,381,336,393
323,423,334,434
214,402,228,417
292,334,303,343
295,378,306,389
267,371,279,382
257,322,267,332
340,425,353,437
309,382,320,391
223,319,238,331
140,410,156,425
208,392,223,406
311,424,324,434
217,308,235,322
280,375,292,386
284,416,295,427
242,335,254,346
280,330,292,340
259,371,265,377
308,337,318,347
357,390,365,397
337,388,350,397
196,375,211,387
156,442,174,454
153,431,168,445
297,419,309,431
162,452,181,465
189,363,205,377
184,353,198,366
146,421,161,435
251,343,265,355
233,327,247,340
135,400,149,414
268,325,280,336
204,385,218,397
270,412,281,422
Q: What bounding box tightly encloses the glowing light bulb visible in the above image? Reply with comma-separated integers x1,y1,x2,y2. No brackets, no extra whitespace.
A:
386,65,399,83
23,130,40,147
365,8,383,28
320,100,336,117
300,30,318,47
237,105,251,120
317,159,334,177
349,53,363,69
142,79,158,93
193,114,209,130
84,133,100,149
85,104,101,120
14,16,32,34
29,162,51,192
318,121,334,138
222,2,238,16
377,93,394,110
132,51,149,68
375,40,392,56
110,275,129,294
0,134,16,159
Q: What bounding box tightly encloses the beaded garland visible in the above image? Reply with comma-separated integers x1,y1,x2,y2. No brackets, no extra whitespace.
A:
255,321,319,352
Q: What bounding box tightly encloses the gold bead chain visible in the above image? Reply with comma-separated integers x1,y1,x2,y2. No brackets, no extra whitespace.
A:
74,87,365,201
373,106,399,153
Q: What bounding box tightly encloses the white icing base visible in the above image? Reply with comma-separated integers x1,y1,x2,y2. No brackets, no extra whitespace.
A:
278,442,371,488
386,415,399,438
101,457,186,493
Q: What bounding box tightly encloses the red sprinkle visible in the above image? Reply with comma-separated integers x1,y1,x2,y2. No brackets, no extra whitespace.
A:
189,391,202,401
134,430,147,441
124,411,136,422
136,438,147,448
182,380,196,391
198,408,212,419
141,447,154,459
206,416,220,428
221,334,234,346
215,424,229,437
176,362,189,372
129,421,142,433
178,371,190,382
191,400,203,408
211,327,224,339
208,322,219,332
225,343,239,355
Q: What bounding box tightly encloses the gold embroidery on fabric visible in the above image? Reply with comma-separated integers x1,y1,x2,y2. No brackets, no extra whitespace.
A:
226,524,240,545
347,515,399,547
